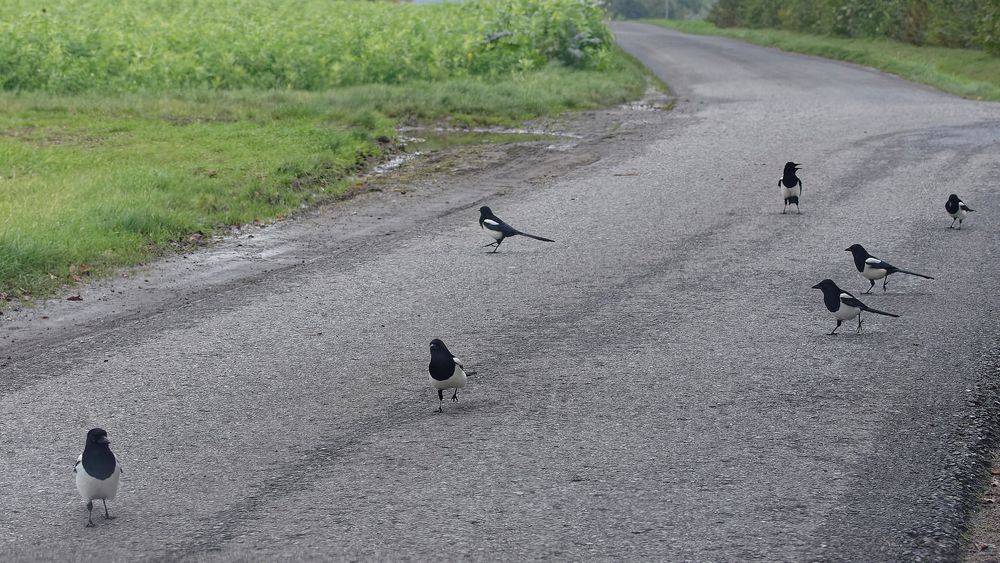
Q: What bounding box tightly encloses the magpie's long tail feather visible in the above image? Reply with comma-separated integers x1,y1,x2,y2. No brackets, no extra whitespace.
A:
862,306,900,318
516,231,555,242
897,269,934,280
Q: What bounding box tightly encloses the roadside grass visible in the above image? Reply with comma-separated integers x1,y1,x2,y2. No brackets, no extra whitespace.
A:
0,56,647,301
644,20,1000,101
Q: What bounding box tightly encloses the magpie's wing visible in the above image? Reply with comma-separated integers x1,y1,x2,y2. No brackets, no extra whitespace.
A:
865,256,897,272
482,218,519,236
451,355,468,376
840,294,867,309
960,201,974,211
73,454,81,473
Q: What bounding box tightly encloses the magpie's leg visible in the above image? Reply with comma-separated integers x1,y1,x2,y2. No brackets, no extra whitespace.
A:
864,280,875,294
958,220,963,230
452,389,459,402
949,218,956,229
437,389,444,413
491,238,503,253
483,241,497,248
86,501,95,527
782,202,787,214
882,276,889,292
796,203,801,215
102,499,115,520
856,313,864,334
829,320,841,336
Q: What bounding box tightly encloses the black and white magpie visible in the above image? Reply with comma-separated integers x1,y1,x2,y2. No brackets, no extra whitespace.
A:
479,206,554,253
779,162,803,214
845,244,934,294
946,194,975,229
73,428,122,527
812,279,899,335
428,339,467,413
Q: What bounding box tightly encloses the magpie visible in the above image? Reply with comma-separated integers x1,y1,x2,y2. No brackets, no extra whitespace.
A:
812,279,899,335
845,244,934,294
946,194,975,229
779,162,803,214
73,428,122,527
428,339,467,413
479,206,554,253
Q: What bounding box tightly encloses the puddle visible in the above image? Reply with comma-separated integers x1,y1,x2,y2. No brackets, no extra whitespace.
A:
398,127,573,152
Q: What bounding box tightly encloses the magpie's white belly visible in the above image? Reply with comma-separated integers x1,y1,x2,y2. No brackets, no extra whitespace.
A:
861,265,887,281
781,185,801,200
834,305,861,321
949,208,967,220
485,229,503,241
429,366,467,390
76,464,121,501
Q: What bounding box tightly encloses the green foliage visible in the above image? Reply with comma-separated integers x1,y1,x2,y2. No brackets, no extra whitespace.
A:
706,0,1000,53
0,0,613,93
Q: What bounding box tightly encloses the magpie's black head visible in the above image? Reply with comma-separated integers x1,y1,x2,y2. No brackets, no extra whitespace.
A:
947,194,960,203
86,428,110,446
479,206,493,218
811,279,838,291
430,339,450,356
783,162,801,174
844,243,867,255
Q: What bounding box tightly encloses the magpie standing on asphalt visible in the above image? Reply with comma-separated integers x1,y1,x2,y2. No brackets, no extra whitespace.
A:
845,244,934,294
946,194,975,229
74,428,122,527
779,162,803,214
479,206,554,253
428,339,468,413
812,279,899,335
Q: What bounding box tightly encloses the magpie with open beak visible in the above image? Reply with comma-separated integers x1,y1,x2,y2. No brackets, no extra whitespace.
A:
812,279,899,335
479,206,554,253
845,244,934,294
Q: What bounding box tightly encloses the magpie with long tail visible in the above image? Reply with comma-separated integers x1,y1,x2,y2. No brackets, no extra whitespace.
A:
479,206,554,253
845,244,934,294
73,428,122,527
428,339,468,413
812,279,899,335
946,194,975,229
779,162,803,214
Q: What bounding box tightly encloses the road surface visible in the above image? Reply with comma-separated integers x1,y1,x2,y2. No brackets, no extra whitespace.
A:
2,22,999,561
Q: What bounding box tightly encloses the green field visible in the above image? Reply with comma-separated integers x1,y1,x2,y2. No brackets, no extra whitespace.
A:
646,20,1000,101
0,0,647,301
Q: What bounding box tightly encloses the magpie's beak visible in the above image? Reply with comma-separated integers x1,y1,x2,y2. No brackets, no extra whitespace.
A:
97,436,110,445
844,248,851,252
811,283,823,289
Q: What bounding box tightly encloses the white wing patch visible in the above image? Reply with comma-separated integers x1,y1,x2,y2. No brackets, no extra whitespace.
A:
483,219,500,226
865,257,883,266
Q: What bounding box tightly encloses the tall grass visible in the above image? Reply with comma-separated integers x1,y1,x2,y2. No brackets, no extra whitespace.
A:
0,0,612,93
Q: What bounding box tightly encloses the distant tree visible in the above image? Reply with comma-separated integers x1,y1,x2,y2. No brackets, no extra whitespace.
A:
608,0,717,19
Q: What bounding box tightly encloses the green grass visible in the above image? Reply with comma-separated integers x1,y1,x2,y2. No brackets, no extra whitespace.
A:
0,56,647,300
644,20,1000,101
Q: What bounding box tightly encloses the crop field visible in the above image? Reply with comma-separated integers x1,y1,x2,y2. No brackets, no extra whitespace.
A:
0,0,647,300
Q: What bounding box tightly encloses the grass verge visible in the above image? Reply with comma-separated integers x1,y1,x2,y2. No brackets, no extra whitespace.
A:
643,20,1000,102
0,53,647,302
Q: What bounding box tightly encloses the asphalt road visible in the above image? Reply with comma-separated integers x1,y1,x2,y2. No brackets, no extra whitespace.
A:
2,22,1000,562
